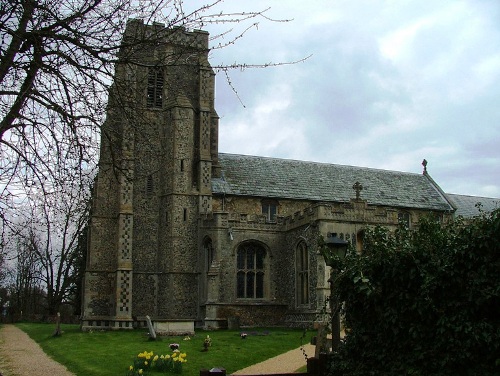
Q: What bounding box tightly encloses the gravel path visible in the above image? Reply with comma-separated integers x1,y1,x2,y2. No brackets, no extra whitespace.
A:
0,325,75,376
0,324,314,375
232,344,315,374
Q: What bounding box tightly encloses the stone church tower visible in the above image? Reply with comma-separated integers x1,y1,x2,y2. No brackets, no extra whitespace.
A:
82,19,219,330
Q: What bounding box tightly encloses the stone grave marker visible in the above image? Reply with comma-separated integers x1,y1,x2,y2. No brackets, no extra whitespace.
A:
145,315,156,340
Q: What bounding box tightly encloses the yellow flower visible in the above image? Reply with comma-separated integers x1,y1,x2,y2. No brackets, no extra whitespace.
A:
172,352,178,358
138,370,143,375
160,355,165,359
129,365,134,371
153,355,159,361
165,355,171,359
144,361,148,366
180,353,187,358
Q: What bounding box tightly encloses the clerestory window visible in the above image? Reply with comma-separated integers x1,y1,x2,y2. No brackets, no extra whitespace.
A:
262,200,278,222
398,212,411,228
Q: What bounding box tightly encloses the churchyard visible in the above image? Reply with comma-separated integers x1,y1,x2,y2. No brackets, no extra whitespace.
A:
15,323,311,376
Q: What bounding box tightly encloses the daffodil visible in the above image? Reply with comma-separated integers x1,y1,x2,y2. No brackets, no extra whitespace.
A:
138,370,143,375
129,365,133,371
144,361,148,366
153,355,158,362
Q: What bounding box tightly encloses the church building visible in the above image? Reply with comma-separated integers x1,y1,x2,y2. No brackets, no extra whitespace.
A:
81,20,498,332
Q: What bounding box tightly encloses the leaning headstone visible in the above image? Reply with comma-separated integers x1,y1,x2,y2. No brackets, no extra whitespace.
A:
145,315,156,340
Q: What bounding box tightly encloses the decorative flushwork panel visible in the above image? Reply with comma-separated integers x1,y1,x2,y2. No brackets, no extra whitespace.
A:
118,214,133,260
201,161,211,192
117,270,132,314
200,111,210,153
199,69,212,106
120,175,133,208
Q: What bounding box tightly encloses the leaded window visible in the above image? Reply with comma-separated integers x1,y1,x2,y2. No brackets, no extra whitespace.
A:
237,243,265,299
296,241,309,305
398,212,411,228
262,200,278,222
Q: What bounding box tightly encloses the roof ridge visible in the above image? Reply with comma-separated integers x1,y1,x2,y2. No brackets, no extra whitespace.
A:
218,152,422,176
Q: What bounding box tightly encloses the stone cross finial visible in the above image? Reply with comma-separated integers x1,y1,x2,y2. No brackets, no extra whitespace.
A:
353,181,363,200
422,159,428,174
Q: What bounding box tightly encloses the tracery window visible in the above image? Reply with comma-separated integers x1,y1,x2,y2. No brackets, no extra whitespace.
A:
147,67,164,107
236,243,266,299
296,241,309,305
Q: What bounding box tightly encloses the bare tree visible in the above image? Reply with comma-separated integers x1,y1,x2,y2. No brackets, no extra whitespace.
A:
19,174,90,315
11,229,44,318
0,0,297,228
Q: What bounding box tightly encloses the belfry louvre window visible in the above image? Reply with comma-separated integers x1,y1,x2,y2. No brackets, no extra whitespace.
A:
237,243,265,299
147,67,164,107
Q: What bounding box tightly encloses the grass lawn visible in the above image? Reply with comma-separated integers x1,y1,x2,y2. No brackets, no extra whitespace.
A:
16,323,312,376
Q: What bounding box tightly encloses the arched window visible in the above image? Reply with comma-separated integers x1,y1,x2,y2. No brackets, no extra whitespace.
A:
203,237,214,271
296,241,309,306
236,243,266,299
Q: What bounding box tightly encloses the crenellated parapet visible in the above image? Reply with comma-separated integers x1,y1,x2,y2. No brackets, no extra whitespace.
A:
123,19,209,51
201,200,407,234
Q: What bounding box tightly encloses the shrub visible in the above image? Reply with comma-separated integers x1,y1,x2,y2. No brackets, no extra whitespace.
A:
329,209,500,375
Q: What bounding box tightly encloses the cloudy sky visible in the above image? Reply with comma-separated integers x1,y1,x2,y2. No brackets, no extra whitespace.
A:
185,0,500,198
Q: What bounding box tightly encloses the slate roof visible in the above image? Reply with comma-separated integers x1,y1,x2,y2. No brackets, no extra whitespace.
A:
212,153,455,212
446,194,499,218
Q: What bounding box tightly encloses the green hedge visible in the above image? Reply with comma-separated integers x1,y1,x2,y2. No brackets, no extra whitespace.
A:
329,209,500,376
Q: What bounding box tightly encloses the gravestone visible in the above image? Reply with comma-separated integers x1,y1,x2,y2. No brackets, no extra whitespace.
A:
145,315,156,340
